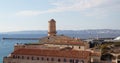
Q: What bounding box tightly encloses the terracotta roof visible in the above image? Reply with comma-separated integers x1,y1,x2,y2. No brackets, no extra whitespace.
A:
39,35,85,46
12,49,90,59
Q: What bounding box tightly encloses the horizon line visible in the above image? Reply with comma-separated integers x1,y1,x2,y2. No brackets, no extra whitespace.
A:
1,29,120,33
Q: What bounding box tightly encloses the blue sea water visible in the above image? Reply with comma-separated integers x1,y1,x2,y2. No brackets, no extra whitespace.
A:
0,34,45,63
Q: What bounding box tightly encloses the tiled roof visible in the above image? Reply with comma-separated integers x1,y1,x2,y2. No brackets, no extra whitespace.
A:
39,35,85,46
12,49,90,59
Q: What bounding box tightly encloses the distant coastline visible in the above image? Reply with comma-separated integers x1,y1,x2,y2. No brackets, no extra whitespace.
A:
1,29,120,39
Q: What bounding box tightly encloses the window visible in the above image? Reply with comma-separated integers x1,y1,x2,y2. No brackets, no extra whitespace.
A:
22,56,24,59
27,57,29,60
14,55,17,58
75,60,79,63
41,57,44,61
47,58,49,61
18,56,20,59
64,59,67,62
37,57,39,60
31,57,34,60
81,60,84,63
58,59,61,62
51,58,54,61
70,59,74,63
13,55,15,58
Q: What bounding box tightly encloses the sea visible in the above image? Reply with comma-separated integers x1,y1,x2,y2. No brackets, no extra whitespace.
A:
0,34,46,63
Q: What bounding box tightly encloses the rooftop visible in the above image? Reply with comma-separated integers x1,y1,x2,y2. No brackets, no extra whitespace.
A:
39,35,85,46
12,49,90,59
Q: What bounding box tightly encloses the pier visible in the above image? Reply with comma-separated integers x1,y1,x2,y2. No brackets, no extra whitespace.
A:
2,38,40,40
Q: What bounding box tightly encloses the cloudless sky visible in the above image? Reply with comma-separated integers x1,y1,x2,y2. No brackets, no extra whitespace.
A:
0,0,120,32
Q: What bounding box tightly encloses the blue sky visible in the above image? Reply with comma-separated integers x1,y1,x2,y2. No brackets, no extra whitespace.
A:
0,0,120,32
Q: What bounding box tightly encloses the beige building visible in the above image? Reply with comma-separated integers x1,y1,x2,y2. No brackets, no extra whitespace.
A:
3,19,101,63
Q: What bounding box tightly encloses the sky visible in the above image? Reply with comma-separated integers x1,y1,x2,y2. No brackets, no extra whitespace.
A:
0,0,120,32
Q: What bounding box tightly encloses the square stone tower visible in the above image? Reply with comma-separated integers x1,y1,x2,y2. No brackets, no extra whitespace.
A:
48,19,57,36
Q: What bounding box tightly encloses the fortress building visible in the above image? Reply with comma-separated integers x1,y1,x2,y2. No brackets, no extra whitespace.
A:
3,19,101,63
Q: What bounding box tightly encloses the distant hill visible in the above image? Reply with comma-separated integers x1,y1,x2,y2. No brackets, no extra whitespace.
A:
1,29,120,39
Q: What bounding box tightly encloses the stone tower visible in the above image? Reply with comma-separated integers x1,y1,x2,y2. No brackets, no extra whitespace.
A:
48,19,57,36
